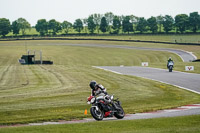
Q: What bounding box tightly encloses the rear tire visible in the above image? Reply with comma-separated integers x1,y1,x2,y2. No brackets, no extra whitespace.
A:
169,66,173,72
90,107,104,121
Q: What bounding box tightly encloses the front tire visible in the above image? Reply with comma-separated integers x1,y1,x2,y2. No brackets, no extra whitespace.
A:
90,107,104,121
114,105,125,119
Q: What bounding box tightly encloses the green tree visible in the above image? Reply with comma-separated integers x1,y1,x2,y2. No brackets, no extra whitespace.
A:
17,18,31,35
112,16,121,34
0,18,11,37
73,19,83,34
100,17,108,33
122,16,133,34
87,15,96,34
147,16,158,33
156,15,164,33
12,20,20,36
35,19,48,36
163,15,174,33
130,15,139,24
136,17,148,33
105,12,114,33
189,12,200,33
130,15,139,32
48,19,61,35
119,15,124,24
61,21,72,34
83,18,88,33
175,14,189,33
92,14,102,34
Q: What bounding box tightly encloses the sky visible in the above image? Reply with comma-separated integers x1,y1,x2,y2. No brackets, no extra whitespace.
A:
0,0,200,26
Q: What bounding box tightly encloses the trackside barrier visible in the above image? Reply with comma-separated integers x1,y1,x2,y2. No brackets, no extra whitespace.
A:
142,62,149,67
185,66,194,71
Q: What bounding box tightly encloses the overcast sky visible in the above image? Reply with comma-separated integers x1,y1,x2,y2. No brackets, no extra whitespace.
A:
0,0,199,26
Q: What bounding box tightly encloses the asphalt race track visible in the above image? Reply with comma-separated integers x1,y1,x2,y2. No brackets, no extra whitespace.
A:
95,66,200,94
37,43,197,62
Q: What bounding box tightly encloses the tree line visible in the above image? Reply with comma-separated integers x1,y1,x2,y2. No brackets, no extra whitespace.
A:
0,12,200,37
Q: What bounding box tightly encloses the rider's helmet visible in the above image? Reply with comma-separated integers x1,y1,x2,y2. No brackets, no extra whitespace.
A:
169,57,172,60
89,80,97,90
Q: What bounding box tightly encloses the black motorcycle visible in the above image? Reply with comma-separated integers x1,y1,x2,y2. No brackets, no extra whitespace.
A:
87,95,125,121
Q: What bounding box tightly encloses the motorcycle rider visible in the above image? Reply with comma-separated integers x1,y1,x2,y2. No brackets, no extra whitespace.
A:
167,57,174,68
89,80,107,96
89,80,119,110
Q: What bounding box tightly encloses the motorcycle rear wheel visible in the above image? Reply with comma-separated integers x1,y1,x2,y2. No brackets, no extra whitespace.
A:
169,66,173,72
90,107,104,121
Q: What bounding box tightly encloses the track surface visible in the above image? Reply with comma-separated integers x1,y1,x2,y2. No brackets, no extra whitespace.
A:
37,43,197,62
95,66,200,94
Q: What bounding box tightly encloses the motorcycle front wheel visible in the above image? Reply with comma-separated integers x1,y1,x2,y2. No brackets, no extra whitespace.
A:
114,105,125,119
90,107,104,121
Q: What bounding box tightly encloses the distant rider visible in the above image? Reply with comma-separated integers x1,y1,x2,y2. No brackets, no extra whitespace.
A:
167,57,174,68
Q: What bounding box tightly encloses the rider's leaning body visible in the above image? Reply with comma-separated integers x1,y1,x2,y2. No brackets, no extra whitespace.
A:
167,57,174,68
90,81,107,96
89,80,119,109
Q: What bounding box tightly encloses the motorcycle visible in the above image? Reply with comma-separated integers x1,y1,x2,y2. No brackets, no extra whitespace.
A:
87,94,125,121
168,61,174,72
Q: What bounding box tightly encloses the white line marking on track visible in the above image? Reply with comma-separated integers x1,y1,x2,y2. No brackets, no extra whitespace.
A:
179,49,198,60
92,66,122,75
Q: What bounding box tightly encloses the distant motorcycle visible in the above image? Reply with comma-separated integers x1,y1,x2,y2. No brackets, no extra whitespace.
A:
87,94,125,121
168,61,174,72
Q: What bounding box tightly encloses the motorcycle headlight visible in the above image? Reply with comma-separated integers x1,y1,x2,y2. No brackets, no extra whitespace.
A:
91,97,95,103
111,95,114,100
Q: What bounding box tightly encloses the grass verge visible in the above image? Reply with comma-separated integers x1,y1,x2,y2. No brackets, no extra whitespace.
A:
0,115,200,133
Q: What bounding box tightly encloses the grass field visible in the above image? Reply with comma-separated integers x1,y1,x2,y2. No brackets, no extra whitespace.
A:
0,40,200,125
5,28,200,44
0,115,200,133
61,34,200,44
